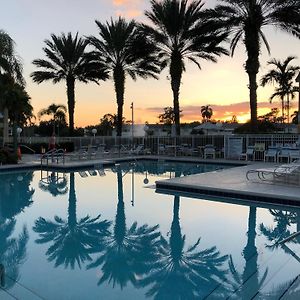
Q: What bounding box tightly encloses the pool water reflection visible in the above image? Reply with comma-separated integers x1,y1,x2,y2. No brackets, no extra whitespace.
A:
0,160,299,299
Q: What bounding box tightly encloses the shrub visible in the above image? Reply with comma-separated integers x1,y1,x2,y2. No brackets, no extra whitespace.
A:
0,148,18,165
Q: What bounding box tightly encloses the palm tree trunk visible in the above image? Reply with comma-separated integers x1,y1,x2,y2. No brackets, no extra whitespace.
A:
68,172,77,229
170,51,183,136
281,97,285,122
245,28,260,131
287,94,290,125
113,66,125,137
66,77,75,136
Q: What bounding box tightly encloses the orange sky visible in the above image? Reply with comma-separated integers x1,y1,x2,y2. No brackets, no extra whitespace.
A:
2,0,300,127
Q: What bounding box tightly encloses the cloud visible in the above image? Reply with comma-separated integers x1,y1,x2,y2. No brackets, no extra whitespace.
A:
139,101,297,123
110,0,144,17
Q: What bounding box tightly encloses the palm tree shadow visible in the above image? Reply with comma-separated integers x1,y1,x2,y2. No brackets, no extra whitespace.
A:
33,172,111,269
87,166,160,289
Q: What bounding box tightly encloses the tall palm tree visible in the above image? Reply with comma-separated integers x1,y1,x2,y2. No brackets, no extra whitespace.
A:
140,195,229,299
31,32,109,135
0,30,25,145
38,103,67,135
261,56,300,123
212,0,300,129
33,172,111,269
87,166,160,288
88,17,160,137
144,0,228,135
201,105,213,121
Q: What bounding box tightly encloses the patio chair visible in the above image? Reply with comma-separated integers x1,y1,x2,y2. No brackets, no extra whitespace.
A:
289,149,300,162
130,144,144,155
277,147,291,163
79,171,88,178
239,146,254,161
264,147,278,162
204,145,216,159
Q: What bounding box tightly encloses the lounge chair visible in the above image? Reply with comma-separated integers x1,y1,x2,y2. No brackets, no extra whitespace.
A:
130,144,144,155
246,163,300,184
289,149,300,162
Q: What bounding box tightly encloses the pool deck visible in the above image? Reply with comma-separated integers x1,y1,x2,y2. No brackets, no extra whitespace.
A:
1,154,299,206
156,162,300,206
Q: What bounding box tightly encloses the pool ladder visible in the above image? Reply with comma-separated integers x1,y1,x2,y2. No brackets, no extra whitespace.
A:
41,148,65,167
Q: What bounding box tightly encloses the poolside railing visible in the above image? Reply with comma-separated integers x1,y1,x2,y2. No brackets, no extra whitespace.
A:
7,134,300,160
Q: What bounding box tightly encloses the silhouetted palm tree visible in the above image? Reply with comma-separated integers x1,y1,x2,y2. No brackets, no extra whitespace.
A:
38,103,67,135
87,167,160,288
0,30,25,146
261,56,300,123
140,196,229,299
229,207,268,299
212,0,300,129
89,17,160,137
201,105,213,122
144,0,228,135
31,32,109,135
33,172,111,269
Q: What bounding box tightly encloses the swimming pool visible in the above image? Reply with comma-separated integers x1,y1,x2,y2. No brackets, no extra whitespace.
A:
0,160,299,299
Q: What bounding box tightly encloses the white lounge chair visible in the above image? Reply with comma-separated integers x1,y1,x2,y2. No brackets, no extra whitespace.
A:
277,147,291,163
246,163,300,184
289,149,300,162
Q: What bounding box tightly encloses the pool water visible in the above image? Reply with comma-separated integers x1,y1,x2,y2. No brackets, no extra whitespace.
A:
0,160,299,299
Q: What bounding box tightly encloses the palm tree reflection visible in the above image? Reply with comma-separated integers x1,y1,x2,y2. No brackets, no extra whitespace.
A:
140,195,229,299
87,167,160,288
0,172,33,290
229,206,268,299
33,172,111,269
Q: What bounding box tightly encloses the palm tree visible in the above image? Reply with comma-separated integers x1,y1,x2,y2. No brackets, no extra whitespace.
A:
31,32,109,135
0,30,25,145
139,195,229,299
33,172,111,269
261,56,300,123
144,0,228,135
212,0,300,129
87,166,160,288
88,17,160,137
38,103,67,135
201,105,213,122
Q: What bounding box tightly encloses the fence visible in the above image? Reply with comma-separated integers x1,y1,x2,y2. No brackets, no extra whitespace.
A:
7,134,300,159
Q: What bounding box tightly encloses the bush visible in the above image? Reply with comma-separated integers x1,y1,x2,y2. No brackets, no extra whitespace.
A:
0,148,18,165
234,121,276,134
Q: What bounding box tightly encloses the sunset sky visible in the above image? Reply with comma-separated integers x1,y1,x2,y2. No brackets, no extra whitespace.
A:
1,0,299,126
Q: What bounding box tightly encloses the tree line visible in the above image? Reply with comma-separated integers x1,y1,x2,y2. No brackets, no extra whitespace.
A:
1,0,300,139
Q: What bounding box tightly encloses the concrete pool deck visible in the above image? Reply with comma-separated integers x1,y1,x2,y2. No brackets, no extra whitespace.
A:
156,162,300,206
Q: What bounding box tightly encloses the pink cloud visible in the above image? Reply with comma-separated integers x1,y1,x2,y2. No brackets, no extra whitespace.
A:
110,0,144,17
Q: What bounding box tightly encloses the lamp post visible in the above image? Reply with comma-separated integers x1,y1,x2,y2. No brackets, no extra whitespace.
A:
92,128,97,145
16,127,22,143
296,72,300,134
130,102,134,145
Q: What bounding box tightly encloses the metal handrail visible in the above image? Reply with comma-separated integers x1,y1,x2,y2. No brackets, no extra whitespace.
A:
19,144,36,154
41,148,65,167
